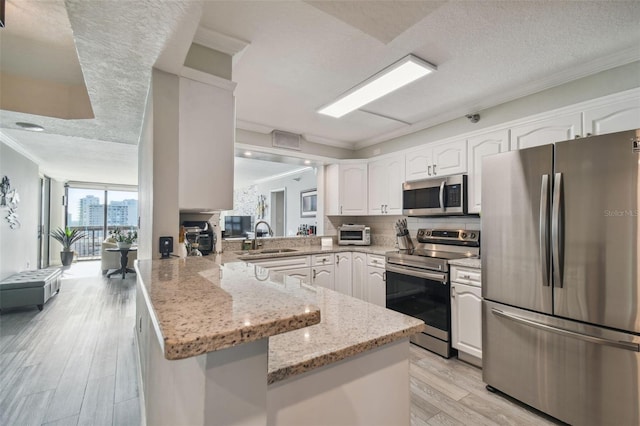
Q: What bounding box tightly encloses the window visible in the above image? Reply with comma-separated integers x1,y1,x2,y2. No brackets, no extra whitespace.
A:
65,185,138,259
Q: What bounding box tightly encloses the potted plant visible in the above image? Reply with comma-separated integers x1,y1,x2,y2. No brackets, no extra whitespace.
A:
51,227,86,266
111,228,138,249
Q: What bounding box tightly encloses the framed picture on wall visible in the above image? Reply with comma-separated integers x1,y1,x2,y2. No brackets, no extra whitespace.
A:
300,189,317,217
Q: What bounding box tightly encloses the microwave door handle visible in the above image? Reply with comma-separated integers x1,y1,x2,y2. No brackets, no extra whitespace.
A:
439,181,445,212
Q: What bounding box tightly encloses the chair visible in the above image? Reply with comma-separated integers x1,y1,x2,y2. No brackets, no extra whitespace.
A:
101,238,137,275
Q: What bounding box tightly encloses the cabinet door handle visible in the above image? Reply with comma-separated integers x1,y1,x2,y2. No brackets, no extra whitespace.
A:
340,205,343,214
381,204,384,214
451,286,456,298
433,164,437,175
427,165,432,176
383,271,386,282
312,269,317,280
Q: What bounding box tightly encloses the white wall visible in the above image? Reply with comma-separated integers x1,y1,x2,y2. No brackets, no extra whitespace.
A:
137,68,180,260
0,142,40,280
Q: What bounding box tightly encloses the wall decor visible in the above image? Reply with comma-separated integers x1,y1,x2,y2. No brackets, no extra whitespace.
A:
1,175,21,229
300,188,317,218
256,194,267,219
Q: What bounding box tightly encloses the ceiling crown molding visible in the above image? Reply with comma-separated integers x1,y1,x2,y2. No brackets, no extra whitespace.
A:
194,26,250,66
0,130,45,167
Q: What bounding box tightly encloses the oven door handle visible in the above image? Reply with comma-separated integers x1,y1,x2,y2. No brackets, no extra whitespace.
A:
439,181,446,212
386,263,447,283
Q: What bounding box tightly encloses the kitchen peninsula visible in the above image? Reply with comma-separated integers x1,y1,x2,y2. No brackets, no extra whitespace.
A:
135,256,424,426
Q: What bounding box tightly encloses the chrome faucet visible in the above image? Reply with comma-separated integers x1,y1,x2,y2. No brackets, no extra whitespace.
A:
253,220,274,249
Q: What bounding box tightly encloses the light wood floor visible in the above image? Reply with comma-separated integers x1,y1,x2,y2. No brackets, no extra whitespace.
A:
1,261,562,426
0,262,140,426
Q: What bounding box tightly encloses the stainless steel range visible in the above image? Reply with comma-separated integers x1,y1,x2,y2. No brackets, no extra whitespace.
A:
385,228,480,357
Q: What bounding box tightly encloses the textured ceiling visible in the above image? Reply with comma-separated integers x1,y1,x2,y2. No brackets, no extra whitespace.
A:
2,0,640,186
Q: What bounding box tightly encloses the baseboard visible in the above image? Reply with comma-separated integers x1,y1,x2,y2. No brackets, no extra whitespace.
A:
458,351,482,368
133,325,147,426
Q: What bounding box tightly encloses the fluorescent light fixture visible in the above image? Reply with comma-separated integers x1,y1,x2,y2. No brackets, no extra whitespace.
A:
318,54,436,118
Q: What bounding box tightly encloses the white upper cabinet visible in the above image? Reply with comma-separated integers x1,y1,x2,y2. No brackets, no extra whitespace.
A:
405,139,467,181
583,96,640,136
179,72,235,211
510,113,582,150
467,129,509,214
325,163,368,216
368,154,405,215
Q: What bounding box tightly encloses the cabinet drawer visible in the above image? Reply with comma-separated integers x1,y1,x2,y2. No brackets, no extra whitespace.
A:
250,255,310,270
312,253,334,266
367,254,385,268
451,266,481,286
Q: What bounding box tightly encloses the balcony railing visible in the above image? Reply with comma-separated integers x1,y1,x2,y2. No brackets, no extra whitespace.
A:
68,226,138,260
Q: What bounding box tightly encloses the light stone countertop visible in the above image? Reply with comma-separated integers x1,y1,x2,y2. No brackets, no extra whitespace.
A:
266,278,424,384
137,247,424,384
448,257,482,268
135,257,321,360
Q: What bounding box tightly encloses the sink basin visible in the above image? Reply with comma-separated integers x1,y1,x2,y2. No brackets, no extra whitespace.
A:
235,248,299,256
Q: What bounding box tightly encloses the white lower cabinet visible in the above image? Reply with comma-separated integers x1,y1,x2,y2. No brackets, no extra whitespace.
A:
334,252,353,296
351,252,367,300
366,254,386,307
285,267,312,284
450,265,482,365
311,254,335,290
249,251,389,306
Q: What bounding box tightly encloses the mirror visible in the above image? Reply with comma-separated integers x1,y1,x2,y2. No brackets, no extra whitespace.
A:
222,150,322,239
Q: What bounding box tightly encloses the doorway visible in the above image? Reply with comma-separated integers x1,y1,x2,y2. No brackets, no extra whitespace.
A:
270,189,286,237
38,177,51,269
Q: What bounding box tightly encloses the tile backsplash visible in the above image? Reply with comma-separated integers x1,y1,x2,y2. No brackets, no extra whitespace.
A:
325,215,481,246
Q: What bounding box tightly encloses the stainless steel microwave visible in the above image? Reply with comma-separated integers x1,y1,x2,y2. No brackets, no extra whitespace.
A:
338,224,371,246
402,174,468,216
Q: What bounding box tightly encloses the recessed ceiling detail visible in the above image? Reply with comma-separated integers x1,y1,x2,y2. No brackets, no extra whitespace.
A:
305,0,446,44
0,0,93,120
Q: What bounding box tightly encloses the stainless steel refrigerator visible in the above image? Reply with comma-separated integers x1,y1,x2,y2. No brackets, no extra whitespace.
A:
481,129,640,426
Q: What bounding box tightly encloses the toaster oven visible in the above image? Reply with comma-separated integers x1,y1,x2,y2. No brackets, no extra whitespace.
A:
338,224,371,246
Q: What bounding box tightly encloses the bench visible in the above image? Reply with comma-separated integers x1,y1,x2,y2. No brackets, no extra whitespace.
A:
0,268,62,312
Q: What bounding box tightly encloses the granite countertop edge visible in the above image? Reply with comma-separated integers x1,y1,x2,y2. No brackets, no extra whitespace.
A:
163,310,322,360
448,257,482,268
267,322,425,385
135,258,322,360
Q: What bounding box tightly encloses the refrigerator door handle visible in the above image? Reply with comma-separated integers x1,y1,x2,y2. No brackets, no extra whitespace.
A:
439,181,445,212
492,308,640,352
539,174,550,287
552,172,564,288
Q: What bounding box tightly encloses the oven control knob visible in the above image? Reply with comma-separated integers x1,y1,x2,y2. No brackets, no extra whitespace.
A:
471,233,476,239
462,232,468,238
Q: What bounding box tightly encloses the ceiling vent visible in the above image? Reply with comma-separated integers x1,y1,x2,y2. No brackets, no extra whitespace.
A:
272,130,301,151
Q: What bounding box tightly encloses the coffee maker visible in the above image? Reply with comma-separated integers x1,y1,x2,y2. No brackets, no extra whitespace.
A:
182,221,216,255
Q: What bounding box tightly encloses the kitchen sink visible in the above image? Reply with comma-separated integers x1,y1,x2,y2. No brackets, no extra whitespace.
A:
235,248,299,255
